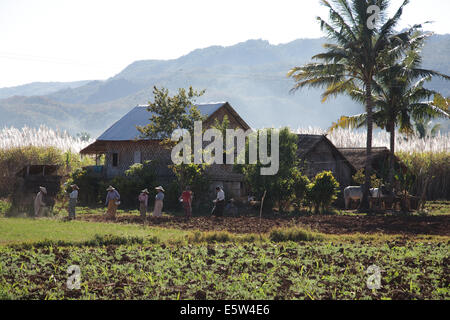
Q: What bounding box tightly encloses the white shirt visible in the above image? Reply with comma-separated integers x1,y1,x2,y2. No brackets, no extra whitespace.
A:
217,189,225,201
70,190,78,199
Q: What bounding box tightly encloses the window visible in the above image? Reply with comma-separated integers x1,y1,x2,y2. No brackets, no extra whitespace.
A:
112,153,118,167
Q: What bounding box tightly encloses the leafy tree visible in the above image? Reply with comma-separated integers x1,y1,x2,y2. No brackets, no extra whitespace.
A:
239,127,308,211
288,0,423,209
170,163,210,212
306,171,340,214
352,168,382,188
137,86,206,141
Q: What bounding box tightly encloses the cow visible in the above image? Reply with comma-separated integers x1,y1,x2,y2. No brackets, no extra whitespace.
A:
344,186,391,210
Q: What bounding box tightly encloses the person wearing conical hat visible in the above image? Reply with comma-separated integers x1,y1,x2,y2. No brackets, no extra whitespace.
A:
138,188,149,219
153,186,165,217
105,186,120,219
68,184,79,220
34,186,47,217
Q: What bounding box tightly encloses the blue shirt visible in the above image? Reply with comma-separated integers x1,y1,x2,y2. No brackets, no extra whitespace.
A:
155,192,164,201
105,190,120,205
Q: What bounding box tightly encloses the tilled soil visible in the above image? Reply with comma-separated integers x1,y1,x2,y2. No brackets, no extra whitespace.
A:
79,214,450,236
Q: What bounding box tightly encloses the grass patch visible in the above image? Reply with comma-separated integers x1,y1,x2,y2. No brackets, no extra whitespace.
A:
0,218,188,246
186,230,264,244
270,226,325,242
7,234,160,250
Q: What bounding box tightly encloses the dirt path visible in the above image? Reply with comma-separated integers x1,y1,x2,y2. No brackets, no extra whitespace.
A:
79,214,450,236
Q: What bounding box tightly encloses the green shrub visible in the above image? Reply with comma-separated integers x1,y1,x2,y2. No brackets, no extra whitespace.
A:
0,199,11,216
307,171,340,214
65,168,101,205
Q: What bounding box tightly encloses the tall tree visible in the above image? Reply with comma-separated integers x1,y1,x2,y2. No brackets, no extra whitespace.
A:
288,0,419,210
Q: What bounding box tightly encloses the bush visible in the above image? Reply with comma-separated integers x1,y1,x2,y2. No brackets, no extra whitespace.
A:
65,168,101,205
307,171,340,214
106,161,158,209
0,199,11,216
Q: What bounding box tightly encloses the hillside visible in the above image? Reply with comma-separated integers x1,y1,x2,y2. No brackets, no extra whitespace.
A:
1,35,449,137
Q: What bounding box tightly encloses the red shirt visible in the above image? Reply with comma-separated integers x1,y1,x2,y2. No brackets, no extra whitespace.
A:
181,191,192,204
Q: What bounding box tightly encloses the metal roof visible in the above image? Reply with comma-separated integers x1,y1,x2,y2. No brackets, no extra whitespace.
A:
97,102,226,141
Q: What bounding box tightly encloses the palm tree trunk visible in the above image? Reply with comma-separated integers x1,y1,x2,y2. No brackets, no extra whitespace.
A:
389,120,396,192
360,81,373,211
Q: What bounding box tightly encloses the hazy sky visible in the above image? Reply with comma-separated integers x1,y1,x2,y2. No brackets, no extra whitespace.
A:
0,0,449,88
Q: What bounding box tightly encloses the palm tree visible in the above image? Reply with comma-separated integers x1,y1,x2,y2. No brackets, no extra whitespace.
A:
329,34,450,188
288,0,421,209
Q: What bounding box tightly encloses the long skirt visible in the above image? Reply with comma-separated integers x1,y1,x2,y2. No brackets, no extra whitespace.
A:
183,202,192,218
153,199,163,217
212,200,225,216
107,200,118,218
68,198,77,219
139,202,147,218
34,204,42,217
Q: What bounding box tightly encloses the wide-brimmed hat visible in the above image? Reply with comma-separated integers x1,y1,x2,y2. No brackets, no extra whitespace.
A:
106,185,115,191
141,188,149,194
155,186,165,192
39,186,47,194
71,184,79,190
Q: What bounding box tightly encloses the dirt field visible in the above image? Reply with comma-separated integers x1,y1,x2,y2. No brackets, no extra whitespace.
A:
79,214,450,236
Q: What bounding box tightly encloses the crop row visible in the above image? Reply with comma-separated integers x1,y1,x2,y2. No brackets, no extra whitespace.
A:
0,242,448,300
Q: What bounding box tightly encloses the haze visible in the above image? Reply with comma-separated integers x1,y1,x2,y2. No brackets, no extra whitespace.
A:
1,0,449,88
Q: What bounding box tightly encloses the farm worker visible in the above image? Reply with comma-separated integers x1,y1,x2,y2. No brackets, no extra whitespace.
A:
212,186,225,217
68,184,79,220
153,186,165,217
34,186,47,217
105,186,120,219
138,188,149,218
179,186,193,219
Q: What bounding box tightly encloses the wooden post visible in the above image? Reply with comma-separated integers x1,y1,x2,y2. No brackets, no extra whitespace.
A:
259,190,267,226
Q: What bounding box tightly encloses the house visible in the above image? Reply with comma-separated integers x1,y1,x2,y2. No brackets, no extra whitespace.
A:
338,147,406,179
80,102,251,198
296,134,356,188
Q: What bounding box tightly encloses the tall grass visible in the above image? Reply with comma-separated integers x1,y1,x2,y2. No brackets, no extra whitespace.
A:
0,125,93,153
293,127,450,153
397,152,450,200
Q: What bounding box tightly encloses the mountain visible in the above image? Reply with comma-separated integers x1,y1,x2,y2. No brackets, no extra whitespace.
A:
0,80,90,100
1,35,449,137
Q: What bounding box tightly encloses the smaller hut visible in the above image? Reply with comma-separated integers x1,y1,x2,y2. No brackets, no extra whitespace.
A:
10,165,62,216
338,147,406,179
297,134,356,188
